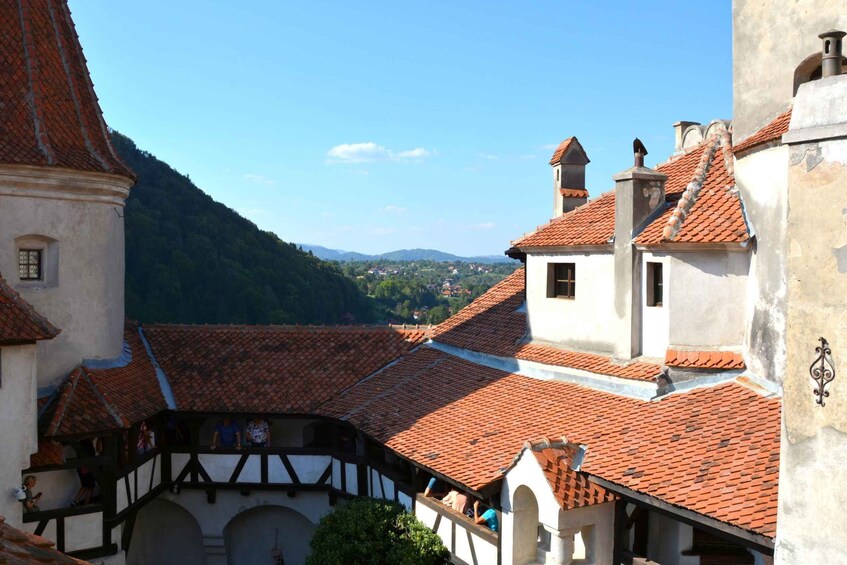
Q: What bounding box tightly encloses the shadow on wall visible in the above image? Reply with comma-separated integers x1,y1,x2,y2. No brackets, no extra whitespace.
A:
225,505,316,565
127,499,205,565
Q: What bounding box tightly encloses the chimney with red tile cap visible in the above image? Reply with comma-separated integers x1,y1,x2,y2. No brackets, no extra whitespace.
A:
549,137,590,217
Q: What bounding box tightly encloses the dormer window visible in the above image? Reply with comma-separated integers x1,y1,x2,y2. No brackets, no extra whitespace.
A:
18,249,42,281
547,263,575,299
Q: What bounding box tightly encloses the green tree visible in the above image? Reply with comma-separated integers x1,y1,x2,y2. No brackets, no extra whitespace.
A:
307,498,448,565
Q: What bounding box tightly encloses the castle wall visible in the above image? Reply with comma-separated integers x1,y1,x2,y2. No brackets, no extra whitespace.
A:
0,168,132,387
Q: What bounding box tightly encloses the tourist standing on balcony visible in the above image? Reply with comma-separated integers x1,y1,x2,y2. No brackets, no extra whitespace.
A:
473,500,498,532
211,417,242,450
246,417,271,447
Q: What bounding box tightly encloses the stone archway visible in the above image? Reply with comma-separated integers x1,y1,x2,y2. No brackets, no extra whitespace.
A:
512,485,540,565
127,499,205,565
224,505,316,565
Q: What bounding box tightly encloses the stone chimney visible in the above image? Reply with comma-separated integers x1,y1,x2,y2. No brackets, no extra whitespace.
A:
611,139,667,360
673,121,700,155
820,29,846,78
549,138,590,217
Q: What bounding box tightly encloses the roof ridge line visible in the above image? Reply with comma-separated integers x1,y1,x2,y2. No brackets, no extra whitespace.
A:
46,369,80,436
81,368,126,428
137,325,178,410
661,136,721,241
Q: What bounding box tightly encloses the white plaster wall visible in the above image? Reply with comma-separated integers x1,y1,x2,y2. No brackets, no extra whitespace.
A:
29,468,79,511
668,251,750,348
640,253,669,359
64,511,105,552
502,450,614,565
0,345,37,527
127,499,205,565
645,512,698,565
735,145,789,385
526,252,616,353
225,505,316,565
0,183,129,387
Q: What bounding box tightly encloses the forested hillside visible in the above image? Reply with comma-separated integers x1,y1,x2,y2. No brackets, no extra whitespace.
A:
114,132,375,325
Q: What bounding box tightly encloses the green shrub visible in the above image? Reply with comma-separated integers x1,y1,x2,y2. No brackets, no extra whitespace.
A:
307,497,449,565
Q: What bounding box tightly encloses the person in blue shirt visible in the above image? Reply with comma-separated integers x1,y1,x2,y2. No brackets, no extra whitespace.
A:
211,416,242,449
424,476,448,498
473,500,498,532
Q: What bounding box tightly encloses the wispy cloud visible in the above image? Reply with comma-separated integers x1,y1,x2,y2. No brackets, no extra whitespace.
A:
464,222,496,231
539,143,559,151
376,205,408,215
243,173,275,186
370,226,397,235
477,153,500,161
326,142,434,164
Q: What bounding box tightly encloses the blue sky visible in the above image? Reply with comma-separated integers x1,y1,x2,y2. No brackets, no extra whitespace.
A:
69,1,731,257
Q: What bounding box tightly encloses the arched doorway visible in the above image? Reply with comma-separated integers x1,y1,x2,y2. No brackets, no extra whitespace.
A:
224,505,316,565
127,499,205,565
512,485,540,565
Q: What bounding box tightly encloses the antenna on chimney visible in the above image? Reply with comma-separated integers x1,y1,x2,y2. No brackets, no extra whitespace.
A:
633,138,648,168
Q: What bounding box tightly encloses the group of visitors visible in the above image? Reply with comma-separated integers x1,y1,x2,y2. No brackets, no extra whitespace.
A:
211,416,271,449
425,477,498,532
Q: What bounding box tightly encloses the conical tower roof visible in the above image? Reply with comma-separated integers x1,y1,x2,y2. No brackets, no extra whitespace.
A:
0,0,133,179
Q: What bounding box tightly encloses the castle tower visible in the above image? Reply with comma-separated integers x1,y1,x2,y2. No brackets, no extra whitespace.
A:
0,0,135,387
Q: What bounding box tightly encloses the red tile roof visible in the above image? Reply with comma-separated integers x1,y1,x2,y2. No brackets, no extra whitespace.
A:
432,269,661,382
29,440,65,468
0,516,86,564
43,323,165,437
636,136,748,245
321,347,780,538
512,191,616,248
560,188,589,198
0,0,133,178
733,109,792,154
549,138,576,165
0,275,60,345
143,325,427,413
665,349,746,370
516,438,616,510
516,135,749,248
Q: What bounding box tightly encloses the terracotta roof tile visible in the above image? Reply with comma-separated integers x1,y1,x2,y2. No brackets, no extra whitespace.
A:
0,275,59,345
518,438,616,510
143,325,426,413
0,515,86,564
321,347,780,538
733,109,792,154
549,138,575,165
43,322,165,437
432,270,661,382
0,0,133,178
636,136,749,245
559,188,589,198
665,349,745,370
517,136,749,248
29,440,65,468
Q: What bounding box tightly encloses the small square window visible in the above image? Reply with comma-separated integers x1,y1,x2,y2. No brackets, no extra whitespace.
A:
647,262,663,307
18,249,42,281
547,263,575,299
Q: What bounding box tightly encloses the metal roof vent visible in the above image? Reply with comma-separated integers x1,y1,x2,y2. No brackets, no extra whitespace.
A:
820,29,846,78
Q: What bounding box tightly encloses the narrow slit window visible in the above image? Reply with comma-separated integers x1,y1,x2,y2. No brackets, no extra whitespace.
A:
548,263,576,299
18,249,42,281
647,262,663,307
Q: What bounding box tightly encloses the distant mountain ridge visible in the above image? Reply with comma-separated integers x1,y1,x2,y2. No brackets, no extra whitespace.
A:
297,244,515,264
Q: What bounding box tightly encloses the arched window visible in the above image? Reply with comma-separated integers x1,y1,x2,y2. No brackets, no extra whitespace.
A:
793,52,847,95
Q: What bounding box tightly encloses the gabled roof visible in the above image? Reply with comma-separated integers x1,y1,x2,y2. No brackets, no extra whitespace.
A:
143,325,427,413
42,322,165,438
0,0,133,178
432,269,661,382
0,276,59,345
549,137,590,165
515,134,749,249
321,346,780,538
511,438,616,510
733,108,792,154
0,516,86,564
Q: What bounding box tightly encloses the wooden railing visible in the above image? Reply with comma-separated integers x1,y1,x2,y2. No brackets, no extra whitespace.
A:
415,493,499,565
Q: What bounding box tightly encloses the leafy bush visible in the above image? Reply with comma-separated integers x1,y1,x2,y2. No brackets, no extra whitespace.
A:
307,497,449,565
